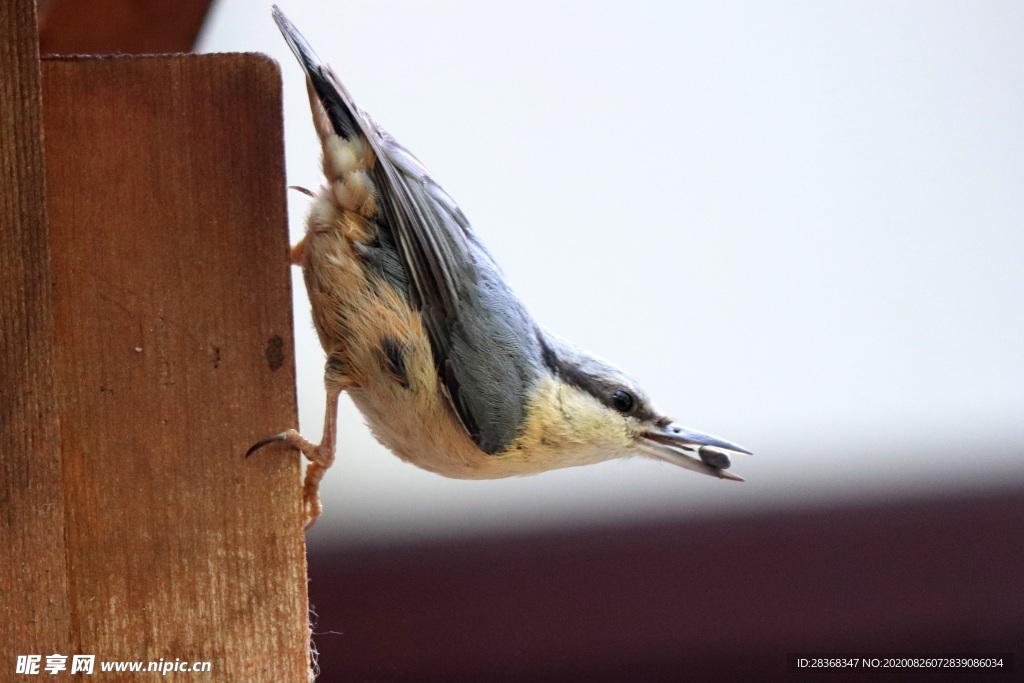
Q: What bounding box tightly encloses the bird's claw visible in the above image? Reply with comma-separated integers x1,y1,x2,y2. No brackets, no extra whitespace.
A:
246,432,289,458
247,428,334,529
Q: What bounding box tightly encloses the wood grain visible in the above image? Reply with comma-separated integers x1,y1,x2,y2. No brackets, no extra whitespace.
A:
39,0,215,55
0,0,74,660
41,54,308,681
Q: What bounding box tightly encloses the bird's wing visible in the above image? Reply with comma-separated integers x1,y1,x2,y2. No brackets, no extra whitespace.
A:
274,8,542,454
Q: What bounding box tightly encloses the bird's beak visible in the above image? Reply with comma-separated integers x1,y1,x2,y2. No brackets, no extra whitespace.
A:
639,422,751,481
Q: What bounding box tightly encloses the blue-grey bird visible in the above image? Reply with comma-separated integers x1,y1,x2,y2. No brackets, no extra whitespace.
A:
251,7,752,527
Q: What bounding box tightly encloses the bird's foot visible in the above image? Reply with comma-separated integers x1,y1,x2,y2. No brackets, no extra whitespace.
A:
301,460,329,528
247,428,335,529
289,236,307,266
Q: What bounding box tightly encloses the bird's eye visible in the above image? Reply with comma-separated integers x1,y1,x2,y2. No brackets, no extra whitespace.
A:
611,389,634,413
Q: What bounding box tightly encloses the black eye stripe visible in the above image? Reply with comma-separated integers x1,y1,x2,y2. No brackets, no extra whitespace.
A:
538,333,659,422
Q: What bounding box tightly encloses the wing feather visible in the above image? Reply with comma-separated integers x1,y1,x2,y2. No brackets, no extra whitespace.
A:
274,7,543,452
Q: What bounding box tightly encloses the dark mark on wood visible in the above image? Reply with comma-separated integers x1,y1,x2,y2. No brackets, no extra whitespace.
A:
265,335,285,372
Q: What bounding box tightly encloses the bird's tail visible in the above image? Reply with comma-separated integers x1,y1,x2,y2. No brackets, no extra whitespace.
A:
272,5,366,144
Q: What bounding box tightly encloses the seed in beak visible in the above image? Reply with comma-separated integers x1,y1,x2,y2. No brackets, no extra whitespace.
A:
698,446,731,470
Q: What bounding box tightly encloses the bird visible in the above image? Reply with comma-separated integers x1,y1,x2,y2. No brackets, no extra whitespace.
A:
250,6,752,528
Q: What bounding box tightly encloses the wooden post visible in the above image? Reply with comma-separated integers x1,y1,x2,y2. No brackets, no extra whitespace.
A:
0,0,73,661
1,2,310,679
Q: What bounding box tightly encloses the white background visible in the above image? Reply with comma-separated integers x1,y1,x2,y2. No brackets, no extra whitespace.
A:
197,1,1024,547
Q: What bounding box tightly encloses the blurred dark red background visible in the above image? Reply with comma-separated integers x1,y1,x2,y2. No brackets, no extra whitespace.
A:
307,487,1023,682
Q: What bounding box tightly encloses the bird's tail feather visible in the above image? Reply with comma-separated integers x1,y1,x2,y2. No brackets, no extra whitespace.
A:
272,5,365,144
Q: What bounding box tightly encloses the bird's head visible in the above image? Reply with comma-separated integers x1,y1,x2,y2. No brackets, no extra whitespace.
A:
531,333,751,480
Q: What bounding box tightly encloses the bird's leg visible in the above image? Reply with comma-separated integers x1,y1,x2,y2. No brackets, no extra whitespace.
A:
296,386,340,527
247,381,343,529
